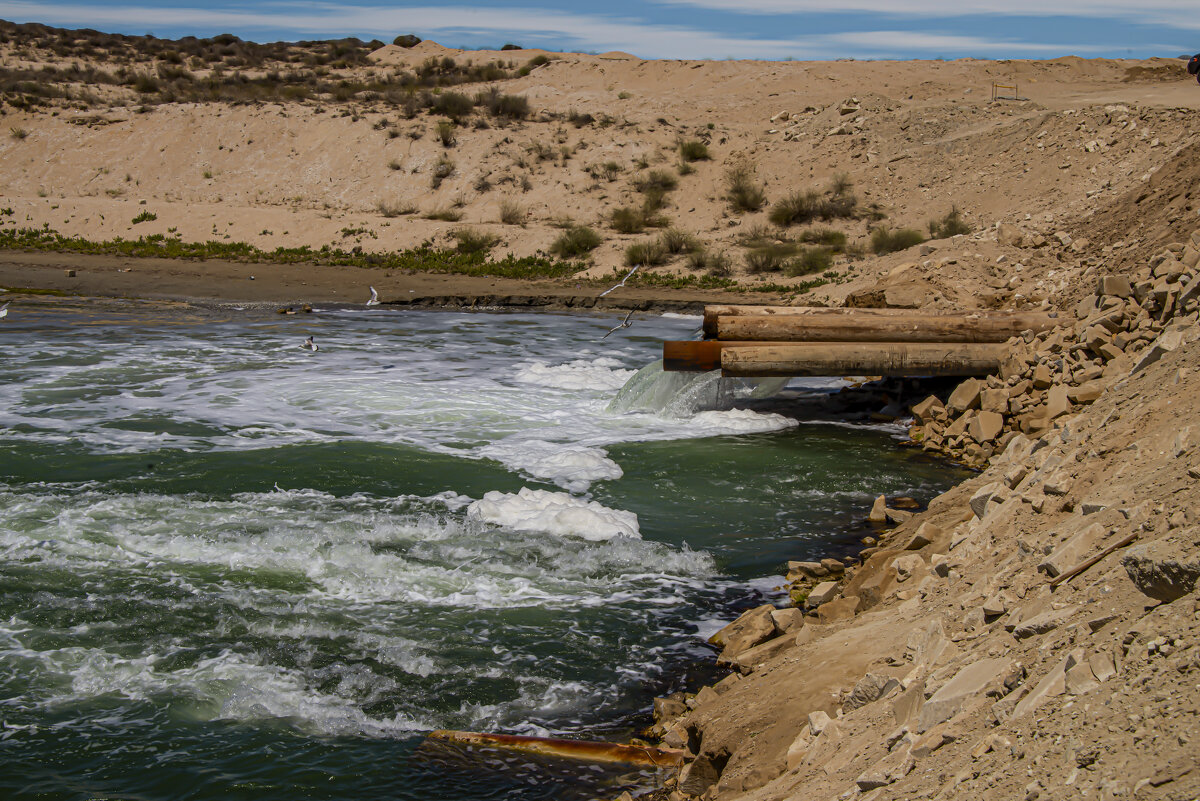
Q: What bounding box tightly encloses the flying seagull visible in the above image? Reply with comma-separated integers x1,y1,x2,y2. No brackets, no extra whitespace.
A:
598,265,639,298
366,286,380,306
301,336,318,352
602,310,635,339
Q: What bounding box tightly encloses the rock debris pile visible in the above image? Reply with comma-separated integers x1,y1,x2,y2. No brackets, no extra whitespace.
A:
639,229,1200,801
910,228,1200,469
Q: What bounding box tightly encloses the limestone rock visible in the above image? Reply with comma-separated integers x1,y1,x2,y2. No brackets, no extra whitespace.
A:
771,607,805,634
1012,606,1078,639
711,604,776,658
816,595,860,623
1038,523,1107,578
868,494,889,523
947,378,983,413
911,395,945,423
917,658,1015,732
969,410,1005,442
806,581,840,609
969,482,1005,518
678,752,724,796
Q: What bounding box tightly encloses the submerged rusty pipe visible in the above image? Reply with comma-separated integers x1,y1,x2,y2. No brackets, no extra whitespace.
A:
424,730,686,768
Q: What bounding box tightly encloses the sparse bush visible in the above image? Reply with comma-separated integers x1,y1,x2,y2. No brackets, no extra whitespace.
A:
641,187,669,213
9,126,29,139
625,238,667,267
928,206,972,239
633,169,678,194
377,199,418,217
424,208,463,222
498,198,525,225
611,206,646,234
567,109,594,128
393,34,422,47
131,211,157,224
550,225,602,258
769,190,820,227
744,242,800,273
476,87,530,119
435,119,456,147
678,139,710,162
660,228,700,254
599,161,622,181
870,226,925,255
677,161,695,176
725,160,766,213
798,228,848,251
770,176,858,227
786,246,833,277
452,227,500,254
431,91,473,120
473,174,492,192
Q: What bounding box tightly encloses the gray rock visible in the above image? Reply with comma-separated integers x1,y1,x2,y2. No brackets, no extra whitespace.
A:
843,672,901,713
1122,543,1200,602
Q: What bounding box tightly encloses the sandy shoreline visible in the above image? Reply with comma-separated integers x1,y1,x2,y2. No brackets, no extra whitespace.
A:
0,249,780,313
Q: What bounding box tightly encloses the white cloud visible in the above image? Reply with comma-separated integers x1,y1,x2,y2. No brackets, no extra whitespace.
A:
649,0,1193,16
0,1,1187,60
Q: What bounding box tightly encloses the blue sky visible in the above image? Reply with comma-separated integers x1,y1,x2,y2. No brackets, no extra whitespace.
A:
1,1,1195,61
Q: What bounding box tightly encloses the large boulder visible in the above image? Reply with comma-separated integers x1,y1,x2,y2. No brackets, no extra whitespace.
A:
1122,542,1200,602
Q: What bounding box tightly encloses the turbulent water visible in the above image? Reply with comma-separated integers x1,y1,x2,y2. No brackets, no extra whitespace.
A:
0,299,964,800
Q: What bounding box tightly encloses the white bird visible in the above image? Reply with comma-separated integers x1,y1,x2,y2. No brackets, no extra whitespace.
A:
366,286,380,306
602,310,635,339
301,336,318,352
0,303,7,320
598,265,639,298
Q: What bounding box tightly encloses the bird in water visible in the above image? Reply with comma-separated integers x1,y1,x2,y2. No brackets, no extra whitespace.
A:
367,286,380,306
301,336,318,352
598,265,639,298
0,303,8,320
602,310,635,339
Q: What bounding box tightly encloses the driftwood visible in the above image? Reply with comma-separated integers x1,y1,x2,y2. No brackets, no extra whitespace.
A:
423,730,686,768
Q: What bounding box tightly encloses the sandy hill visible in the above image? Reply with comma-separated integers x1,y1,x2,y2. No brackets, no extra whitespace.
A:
1,22,1198,305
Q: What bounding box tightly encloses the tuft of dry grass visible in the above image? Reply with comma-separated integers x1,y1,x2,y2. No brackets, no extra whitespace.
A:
498,198,525,225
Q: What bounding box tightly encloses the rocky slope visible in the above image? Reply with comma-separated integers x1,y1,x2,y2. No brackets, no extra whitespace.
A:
645,232,1200,801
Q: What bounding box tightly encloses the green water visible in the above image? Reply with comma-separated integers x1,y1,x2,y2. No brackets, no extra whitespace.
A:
0,299,965,800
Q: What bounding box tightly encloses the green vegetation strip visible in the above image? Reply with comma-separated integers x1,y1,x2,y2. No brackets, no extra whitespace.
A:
0,226,810,294
0,226,581,280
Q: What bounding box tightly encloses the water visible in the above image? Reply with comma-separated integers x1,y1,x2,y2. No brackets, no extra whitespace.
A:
0,299,966,800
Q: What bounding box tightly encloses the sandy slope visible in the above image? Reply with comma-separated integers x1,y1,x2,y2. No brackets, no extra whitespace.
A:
1,41,1198,306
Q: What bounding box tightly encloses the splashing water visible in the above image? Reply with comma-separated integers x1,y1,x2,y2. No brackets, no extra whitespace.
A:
0,299,967,801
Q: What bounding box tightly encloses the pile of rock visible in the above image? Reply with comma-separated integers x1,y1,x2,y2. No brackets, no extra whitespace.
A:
910,227,1200,469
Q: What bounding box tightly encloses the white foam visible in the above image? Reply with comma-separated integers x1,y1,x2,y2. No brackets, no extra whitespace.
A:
513,358,634,392
479,439,623,492
687,409,800,435
467,488,640,541
659,312,702,320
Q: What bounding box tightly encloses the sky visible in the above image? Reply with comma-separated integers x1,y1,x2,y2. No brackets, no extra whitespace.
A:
1,0,1196,61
